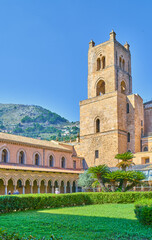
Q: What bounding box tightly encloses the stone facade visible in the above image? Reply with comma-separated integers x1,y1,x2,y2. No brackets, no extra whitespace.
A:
75,31,152,167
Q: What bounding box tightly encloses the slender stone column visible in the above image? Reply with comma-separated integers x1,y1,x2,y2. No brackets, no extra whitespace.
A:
38,186,40,194
64,185,67,193
52,187,54,194
23,185,25,194
45,185,47,193
5,185,7,195
70,185,72,193
30,185,33,194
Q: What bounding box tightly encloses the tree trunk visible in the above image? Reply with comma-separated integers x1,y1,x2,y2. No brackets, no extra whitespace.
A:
97,177,107,192
110,181,116,192
122,179,127,192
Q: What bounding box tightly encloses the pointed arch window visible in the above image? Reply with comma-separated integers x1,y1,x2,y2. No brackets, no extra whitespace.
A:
122,59,125,71
35,153,40,166
49,155,54,167
2,149,8,163
97,58,101,71
127,103,129,113
19,151,25,164
96,119,100,133
119,57,122,68
121,81,127,94
96,80,105,96
127,132,130,142
102,56,106,69
61,157,66,168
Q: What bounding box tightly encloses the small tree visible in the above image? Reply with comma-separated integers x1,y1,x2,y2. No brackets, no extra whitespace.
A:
88,165,110,192
115,152,135,171
78,170,94,190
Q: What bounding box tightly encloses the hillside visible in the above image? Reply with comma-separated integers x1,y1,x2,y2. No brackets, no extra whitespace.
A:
0,104,79,141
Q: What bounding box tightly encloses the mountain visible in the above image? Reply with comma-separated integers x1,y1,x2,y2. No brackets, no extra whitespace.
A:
0,103,79,141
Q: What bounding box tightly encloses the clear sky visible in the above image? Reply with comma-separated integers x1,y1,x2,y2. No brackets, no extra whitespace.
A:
0,0,151,121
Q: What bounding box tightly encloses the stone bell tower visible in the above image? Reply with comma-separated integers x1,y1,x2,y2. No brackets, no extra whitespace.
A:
75,31,144,167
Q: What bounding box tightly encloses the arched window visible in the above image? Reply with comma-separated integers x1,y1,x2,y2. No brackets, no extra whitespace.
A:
96,119,100,133
121,81,127,94
97,58,101,71
35,153,40,166
96,80,105,96
143,146,148,152
19,151,25,164
127,103,129,113
61,157,65,168
102,56,106,69
127,132,130,143
49,155,54,167
119,57,122,68
2,149,8,163
128,150,132,153
122,59,125,71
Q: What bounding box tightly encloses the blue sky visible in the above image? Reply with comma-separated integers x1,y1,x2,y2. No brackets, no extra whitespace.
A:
0,0,151,121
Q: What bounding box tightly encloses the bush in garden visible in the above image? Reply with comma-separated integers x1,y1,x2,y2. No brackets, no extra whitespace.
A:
134,198,152,226
0,192,152,214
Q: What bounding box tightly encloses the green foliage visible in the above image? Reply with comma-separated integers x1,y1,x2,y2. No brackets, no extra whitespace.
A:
88,164,110,178
21,116,33,123
78,170,95,189
135,199,152,226
88,165,111,191
0,192,152,214
0,204,152,240
115,152,135,171
0,228,62,239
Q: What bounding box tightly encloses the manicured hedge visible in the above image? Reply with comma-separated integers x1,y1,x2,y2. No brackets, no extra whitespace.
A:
135,198,152,226
0,192,152,214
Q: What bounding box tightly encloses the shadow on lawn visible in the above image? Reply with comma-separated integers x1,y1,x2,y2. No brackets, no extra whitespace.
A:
34,211,152,240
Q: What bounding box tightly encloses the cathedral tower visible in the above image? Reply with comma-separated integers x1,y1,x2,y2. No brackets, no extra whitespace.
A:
75,31,144,167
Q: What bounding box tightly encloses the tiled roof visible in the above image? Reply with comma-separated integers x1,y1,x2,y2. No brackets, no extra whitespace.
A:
110,164,152,171
0,163,83,174
0,133,71,152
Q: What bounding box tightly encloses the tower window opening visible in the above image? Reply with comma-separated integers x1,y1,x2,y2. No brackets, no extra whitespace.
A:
102,56,106,69
119,57,122,68
127,132,130,142
96,80,105,96
96,119,100,133
122,59,125,71
143,146,148,152
121,81,127,94
95,150,99,159
127,103,129,113
97,58,101,71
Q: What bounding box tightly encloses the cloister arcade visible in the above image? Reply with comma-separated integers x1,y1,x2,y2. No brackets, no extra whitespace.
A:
0,170,78,195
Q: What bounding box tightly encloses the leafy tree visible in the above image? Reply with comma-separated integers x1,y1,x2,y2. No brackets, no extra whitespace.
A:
78,170,95,189
88,165,110,192
115,152,135,171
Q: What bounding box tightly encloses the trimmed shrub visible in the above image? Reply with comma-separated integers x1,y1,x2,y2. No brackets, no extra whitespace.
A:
0,192,152,214
134,198,152,226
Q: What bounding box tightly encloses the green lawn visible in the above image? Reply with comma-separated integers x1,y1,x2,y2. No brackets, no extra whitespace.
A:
0,204,152,240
